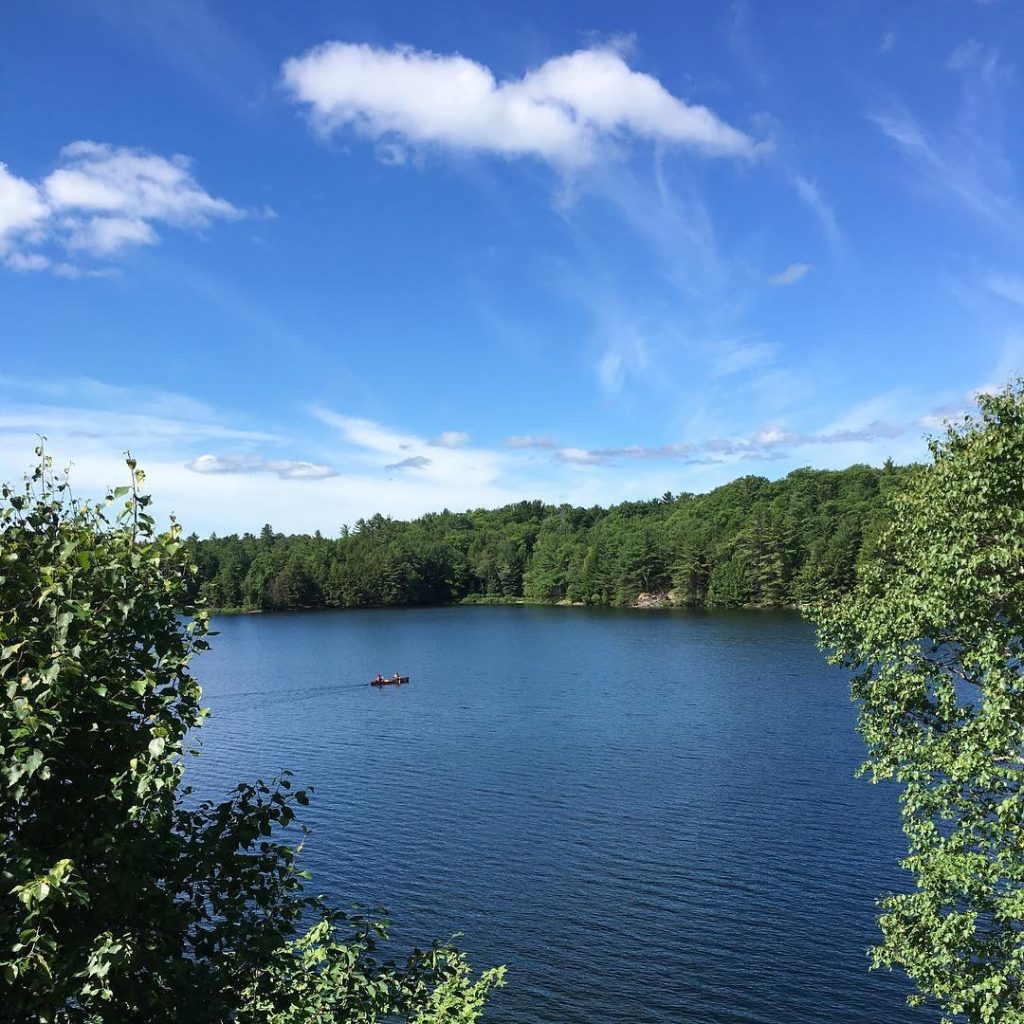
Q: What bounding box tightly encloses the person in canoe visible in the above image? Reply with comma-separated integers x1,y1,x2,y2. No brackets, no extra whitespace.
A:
374,673,384,685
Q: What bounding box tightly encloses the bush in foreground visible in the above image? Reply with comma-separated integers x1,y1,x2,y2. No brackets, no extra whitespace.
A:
0,451,503,1023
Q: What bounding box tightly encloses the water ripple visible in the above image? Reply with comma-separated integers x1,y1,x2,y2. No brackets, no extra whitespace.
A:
188,607,930,1024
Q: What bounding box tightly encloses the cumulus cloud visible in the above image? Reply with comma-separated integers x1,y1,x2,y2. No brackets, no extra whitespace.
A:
0,163,48,254
428,430,470,448
65,215,158,255
282,42,762,168
0,141,243,271
767,262,812,286
5,251,50,271
186,454,336,479
557,447,606,465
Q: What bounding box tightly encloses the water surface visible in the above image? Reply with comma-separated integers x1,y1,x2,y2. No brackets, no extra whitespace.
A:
191,605,925,1024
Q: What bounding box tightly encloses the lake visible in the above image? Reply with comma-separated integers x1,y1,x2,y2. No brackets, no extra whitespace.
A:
190,605,927,1024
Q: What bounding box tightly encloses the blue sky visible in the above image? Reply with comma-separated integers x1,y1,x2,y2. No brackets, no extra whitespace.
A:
1,0,1022,534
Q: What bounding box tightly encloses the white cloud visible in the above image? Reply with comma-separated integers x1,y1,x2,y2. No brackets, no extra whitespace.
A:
504,435,556,449
752,423,797,446
44,141,239,228
428,430,470,448
767,262,812,286
0,163,48,253
879,31,896,54
557,447,606,465
1,141,243,270
310,406,511,485
282,42,762,168
5,251,50,271
65,215,158,255
186,454,336,479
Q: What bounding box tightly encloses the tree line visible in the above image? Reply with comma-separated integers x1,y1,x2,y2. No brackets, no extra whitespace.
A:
190,461,914,612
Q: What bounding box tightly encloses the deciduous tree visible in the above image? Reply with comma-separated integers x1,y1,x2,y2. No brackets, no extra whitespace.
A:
817,384,1024,1022
0,450,503,1023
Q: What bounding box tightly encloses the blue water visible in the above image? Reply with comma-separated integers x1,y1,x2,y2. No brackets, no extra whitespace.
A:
189,605,927,1024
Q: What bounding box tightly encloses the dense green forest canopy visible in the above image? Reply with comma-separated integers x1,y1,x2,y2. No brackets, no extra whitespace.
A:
191,462,914,612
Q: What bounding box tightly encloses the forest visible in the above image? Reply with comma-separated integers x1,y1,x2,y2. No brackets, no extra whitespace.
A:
189,461,914,612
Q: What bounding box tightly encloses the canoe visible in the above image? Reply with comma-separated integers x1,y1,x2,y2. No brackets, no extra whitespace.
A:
370,675,410,687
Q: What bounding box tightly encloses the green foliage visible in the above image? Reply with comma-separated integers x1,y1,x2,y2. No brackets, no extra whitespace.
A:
192,465,913,613
816,383,1024,1023
0,450,503,1023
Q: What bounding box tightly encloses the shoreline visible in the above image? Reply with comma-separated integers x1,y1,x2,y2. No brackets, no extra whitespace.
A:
207,597,807,616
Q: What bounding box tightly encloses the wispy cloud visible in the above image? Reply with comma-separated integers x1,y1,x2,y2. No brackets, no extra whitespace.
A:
791,175,842,250
767,262,812,286
84,0,268,115
0,375,993,536
0,374,252,424
0,404,274,448
871,46,1017,233
872,108,1014,229
985,273,1024,306
282,42,764,168
946,39,986,72
311,407,509,483
708,338,779,377
5,252,120,279
1,141,245,273
879,31,896,55
595,318,651,395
